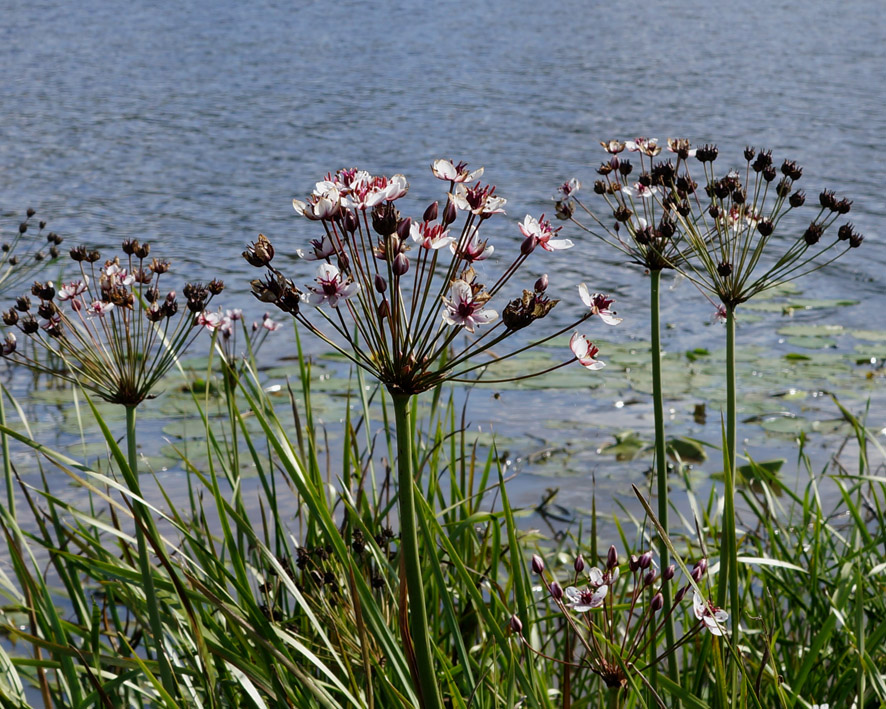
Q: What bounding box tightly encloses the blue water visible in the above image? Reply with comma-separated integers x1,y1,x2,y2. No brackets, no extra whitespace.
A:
1,0,884,506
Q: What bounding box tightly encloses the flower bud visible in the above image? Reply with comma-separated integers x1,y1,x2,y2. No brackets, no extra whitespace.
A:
18,223,27,234
337,253,350,272
607,545,618,570
396,217,412,241
717,261,733,277
639,551,653,569
520,235,538,255
374,274,387,293
663,564,676,581
651,592,664,612
573,554,585,573
509,614,523,633
675,585,688,603
644,569,656,587
550,581,563,600
377,298,390,319
393,253,409,276
423,201,439,222
26,208,36,218
534,274,548,293
343,209,359,233
531,554,545,574
629,555,640,572
442,200,457,226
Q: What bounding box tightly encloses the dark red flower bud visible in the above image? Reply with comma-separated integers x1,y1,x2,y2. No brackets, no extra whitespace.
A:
509,615,523,633
651,592,664,612
343,209,359,233
574,554,585,573
644,569,656,586
639,551,653,569
396,217,412,241
550,581,563,600
534,274,548,293
392,253,409,276
374,274,387,293
423,201,439,222
663,564,675,581
521,235,538,255
442,200,458,226
675,585,688,603
531,554,545,574
607,545,618,570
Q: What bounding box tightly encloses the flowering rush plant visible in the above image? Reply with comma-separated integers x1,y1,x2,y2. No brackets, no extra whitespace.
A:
523,548,724,692
244,160,621,395
0,207,64,299
1,240,224,406
554,138,863,311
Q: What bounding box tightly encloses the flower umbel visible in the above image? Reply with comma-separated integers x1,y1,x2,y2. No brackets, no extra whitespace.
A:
245,163,619,395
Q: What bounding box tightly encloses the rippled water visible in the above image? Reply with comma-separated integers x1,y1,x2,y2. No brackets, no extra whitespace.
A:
1,0,884,510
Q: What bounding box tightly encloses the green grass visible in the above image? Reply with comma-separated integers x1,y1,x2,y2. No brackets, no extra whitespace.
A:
0,331,883,708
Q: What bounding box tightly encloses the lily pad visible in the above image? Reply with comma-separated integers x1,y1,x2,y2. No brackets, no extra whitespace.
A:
784,336,837,350
777,324,844,337
850,329,886,342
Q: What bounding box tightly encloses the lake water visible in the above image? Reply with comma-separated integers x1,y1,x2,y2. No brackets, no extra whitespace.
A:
1,0,885,518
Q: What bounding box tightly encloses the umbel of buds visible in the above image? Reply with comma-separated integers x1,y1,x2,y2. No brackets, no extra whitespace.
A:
522,546,725,695
0,208,64,300
1,241,223,406
244,162,622,396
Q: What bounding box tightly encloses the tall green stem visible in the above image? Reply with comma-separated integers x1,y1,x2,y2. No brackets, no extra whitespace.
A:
125,405,177,698
1,386,13,518
392,393,443,709
649,270,679,689
717,308,740,653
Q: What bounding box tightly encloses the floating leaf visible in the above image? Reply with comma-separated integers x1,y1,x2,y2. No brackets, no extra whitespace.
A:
667,436,707,462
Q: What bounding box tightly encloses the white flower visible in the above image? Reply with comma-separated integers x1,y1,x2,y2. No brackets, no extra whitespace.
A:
431,159,484,183
441,280,497,332
451,227,494,262
86,300,114,317
297,235,337,261
578,284,622,325
622,182,660,200
410,221,454,250
58,276,89,301
693,591,728,636
198,311,223,331
518,214,573,251
563,584,607,612
624,137,661,156
553,177,581,201
306,263,360,308
450,183,507,217
570,332,604,370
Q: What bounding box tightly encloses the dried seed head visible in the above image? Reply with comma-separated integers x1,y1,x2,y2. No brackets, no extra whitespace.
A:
752,150,772,172
122,239,138,255
757,218,774,237
744,146,756,161
803,222,823,245
26,208,36,218
819,190,837,210
14,296,31,312
789,190,806,208
696,144,719,162
2,309,19,326
717,261,733,277
619,159,633,176
18,223,27,234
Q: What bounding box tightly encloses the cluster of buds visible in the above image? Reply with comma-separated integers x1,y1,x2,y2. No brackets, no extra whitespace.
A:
0,208,63,299
521,548,724,692
244,161,621,396
556,138,863,311
1,241,223,406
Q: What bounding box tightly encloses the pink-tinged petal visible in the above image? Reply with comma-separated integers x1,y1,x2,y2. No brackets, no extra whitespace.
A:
578,283,593,308
540,238,574,251
598,311,623,326
432,159,458,181
570,332,605,371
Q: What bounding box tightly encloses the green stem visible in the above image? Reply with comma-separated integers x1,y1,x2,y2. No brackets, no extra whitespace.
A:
608,686,621,709
649,270,679,691
125,406,177,698
717,308,740,663
392,393,443,709
1,386,13,517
